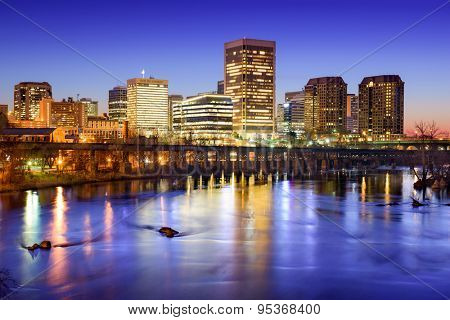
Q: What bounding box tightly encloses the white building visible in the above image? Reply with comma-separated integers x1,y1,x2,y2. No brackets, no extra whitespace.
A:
127,77,168,135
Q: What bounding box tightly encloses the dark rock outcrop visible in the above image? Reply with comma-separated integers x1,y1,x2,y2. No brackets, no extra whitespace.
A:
158,227,179,238
39,241,52,249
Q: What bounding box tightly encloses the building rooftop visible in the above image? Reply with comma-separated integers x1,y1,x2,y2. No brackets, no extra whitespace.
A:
360,75,403,84
0,127,56,135
306,77,346,86
225,38,276,49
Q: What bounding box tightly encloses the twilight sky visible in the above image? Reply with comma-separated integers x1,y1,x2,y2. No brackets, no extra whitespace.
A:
0,0,449,131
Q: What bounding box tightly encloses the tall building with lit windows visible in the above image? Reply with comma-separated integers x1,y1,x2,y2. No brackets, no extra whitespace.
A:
304,77,347,135
284,90,305,136
39,97,86,128
358,75,404,141
346,94,359,133
126,78,168,134
79,97,98,118
172,94,233,138
108,86,127,121
168,94,183,131
224,38,275,137
14,82,52,120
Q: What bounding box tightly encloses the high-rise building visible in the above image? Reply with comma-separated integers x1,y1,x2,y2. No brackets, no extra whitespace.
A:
14,82,52,120
108,86,127,121
0,104,8,115
346,94,359,133
39,98,86,128
217,80,224,95
358,75,404,141
168,94,183,131
172,94,233,138
224,38,275,136
275,103,286,135
304,77,347,135
79,98,98,118
285,90,305,136
127,78,169,134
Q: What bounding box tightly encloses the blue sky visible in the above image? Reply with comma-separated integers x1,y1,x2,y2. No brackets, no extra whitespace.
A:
0,0,449,130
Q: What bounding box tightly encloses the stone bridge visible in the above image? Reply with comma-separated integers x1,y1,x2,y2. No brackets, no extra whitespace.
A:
1,142,449,177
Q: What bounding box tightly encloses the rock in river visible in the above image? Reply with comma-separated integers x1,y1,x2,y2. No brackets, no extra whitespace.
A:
158,227,179,238
39,240,52,249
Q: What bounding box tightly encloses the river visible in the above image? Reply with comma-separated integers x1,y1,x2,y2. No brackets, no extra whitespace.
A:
0,170,449,299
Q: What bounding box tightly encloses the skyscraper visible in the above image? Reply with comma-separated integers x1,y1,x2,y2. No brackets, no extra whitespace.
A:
275,103,286,135
346,94,359,133
358,75,404,141
224,38,275,137
168,94,183,131
108,86,128,121
304,77,347,135
217,80,224,95
127,78,169,134
79,98,99,118
14,82,52,120
285,90,305,136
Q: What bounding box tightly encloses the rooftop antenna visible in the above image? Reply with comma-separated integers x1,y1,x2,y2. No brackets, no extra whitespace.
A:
141,69,145,78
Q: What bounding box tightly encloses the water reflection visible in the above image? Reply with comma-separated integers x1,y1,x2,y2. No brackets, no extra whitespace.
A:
47,187,69,289
0,170,449,299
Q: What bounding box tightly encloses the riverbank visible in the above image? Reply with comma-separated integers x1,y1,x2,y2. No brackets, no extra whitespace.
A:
0,172,167,193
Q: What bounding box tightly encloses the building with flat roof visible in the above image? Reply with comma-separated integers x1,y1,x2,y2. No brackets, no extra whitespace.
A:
81,114,126,142
358,75,404,141
217,80,224,95
284,90,305,136
346,94,359,133
168,94,183,132
39,98,86,128
127,78,168,135
304,77,347,135
172,94,233,139
108,86,127,121
14,82,52,121
79,98,98,118
224,38,275,137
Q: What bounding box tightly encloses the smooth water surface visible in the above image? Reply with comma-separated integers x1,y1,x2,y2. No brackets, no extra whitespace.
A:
0,170,449,299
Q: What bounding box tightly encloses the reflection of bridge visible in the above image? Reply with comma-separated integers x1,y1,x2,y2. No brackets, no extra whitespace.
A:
3,142,449,177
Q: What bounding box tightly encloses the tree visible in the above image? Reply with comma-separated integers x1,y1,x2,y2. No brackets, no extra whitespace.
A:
413,121,442,192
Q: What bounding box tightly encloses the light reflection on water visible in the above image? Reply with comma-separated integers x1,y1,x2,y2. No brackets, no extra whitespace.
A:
0,170,449,299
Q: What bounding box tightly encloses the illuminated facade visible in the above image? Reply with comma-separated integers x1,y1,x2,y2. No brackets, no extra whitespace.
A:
39,98,86,128
304,77,347,135
14,82,52,120
127,78,168,134
346,94,359,133
284,90,305,136
224,38,275,136
275,103,286,135
168,94,183,131
108,86,127,121
81,115,126,142
358,75,404,141
172,94,233,138
79,98,98,118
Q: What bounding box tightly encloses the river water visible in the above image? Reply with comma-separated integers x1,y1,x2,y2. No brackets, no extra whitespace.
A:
0,170,449,299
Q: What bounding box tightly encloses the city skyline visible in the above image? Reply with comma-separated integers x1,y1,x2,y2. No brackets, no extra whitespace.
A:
0,0,449,132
